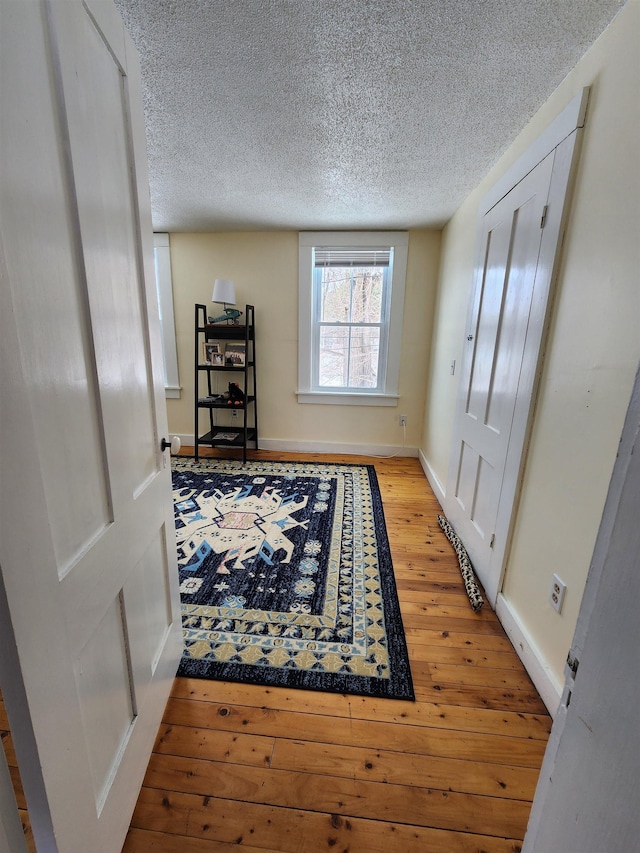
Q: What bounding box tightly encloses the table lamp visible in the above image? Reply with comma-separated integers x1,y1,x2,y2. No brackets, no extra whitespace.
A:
209,278,243,324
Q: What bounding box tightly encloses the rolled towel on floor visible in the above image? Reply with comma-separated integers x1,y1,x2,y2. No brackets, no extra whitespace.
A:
437,514,484,612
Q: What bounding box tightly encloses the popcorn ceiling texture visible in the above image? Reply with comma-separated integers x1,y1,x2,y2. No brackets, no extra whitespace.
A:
114,0,626,232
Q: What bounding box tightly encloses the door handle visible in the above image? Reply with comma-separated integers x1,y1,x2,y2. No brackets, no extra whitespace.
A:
161,436,181,454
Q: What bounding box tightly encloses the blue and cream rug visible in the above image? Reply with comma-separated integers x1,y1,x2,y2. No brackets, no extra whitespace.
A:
172,458,414,700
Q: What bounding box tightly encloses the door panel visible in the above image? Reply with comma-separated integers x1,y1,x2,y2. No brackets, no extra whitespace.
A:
56,0,158,493
123,528,174,700
446,154,554,602
466,221,513,426
74,596,135,811
472,454,496,539
0,2,181,850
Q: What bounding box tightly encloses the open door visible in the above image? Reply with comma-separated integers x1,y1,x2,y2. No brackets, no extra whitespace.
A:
0,2,182,851
523,364,640,851
444,90,588,606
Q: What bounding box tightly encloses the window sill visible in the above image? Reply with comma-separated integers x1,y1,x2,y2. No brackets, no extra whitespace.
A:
296,391,399,407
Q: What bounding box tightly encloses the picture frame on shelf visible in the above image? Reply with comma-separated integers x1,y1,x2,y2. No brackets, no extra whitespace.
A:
202,341,220,365
212,351,225,366
225,343,246,367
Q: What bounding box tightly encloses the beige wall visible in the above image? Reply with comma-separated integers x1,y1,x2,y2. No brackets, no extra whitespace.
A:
421,0,640,691
167,229,441,453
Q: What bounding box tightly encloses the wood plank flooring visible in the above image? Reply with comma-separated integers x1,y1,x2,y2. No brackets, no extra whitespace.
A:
125,450,550,853
0,450,550,852
0,697,36,852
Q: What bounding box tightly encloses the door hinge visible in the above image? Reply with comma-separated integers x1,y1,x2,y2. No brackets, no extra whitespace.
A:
489,533,495,549
565,649,580,709
540,205,549,229
566,649,580,679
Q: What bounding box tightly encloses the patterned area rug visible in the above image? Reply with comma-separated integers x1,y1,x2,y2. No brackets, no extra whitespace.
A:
172,458,414,700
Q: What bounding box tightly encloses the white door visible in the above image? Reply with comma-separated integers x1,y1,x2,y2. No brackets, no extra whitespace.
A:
523,366,640,852
0,2,181,852
445,154,554,603
444,91,588,607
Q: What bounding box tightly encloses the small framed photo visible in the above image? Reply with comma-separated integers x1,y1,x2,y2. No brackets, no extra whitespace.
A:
211,351,224,366
202,341,220,365
225,343,246,367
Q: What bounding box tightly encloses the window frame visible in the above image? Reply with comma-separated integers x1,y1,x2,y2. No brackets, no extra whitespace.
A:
153,233,181,398
298,231,408,406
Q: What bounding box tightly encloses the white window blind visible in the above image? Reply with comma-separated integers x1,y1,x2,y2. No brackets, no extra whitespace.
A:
313,248,391,267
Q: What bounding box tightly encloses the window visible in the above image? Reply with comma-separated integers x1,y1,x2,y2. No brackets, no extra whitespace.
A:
153,233,181,398
298,232,408,405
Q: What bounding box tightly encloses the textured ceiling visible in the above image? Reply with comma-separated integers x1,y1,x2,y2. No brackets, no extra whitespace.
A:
114,0,626,232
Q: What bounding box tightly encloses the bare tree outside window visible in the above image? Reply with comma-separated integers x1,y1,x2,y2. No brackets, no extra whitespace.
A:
317,265,384,388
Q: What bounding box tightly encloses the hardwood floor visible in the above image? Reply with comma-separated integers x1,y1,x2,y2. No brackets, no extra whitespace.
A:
0,451,550,852
125,450,550,853
0,698,36,852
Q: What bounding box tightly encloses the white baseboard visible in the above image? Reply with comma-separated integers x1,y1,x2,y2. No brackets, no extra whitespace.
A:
256,438,418,457
496,593,562,717
418,448,446,506
172,433,418,458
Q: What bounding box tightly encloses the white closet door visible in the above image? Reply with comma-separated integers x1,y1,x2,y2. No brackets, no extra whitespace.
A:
445,90,588,606
445,154,553,603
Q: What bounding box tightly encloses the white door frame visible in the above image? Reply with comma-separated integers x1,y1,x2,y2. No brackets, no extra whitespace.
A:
445,87,589,607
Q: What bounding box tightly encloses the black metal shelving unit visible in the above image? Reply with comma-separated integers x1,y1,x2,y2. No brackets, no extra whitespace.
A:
194,303,258,462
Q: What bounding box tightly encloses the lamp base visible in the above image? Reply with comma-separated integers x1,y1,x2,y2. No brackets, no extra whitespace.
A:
208,305,243,324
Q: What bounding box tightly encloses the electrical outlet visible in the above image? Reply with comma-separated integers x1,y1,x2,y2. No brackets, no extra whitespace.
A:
549,574,567,613
231,409,238,418
399,414,407,427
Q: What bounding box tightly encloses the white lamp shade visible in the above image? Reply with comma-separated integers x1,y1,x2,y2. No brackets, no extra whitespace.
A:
212,278,236,305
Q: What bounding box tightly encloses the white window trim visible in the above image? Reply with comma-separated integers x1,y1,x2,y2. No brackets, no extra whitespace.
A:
153,233,181,398
297,231,408,406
